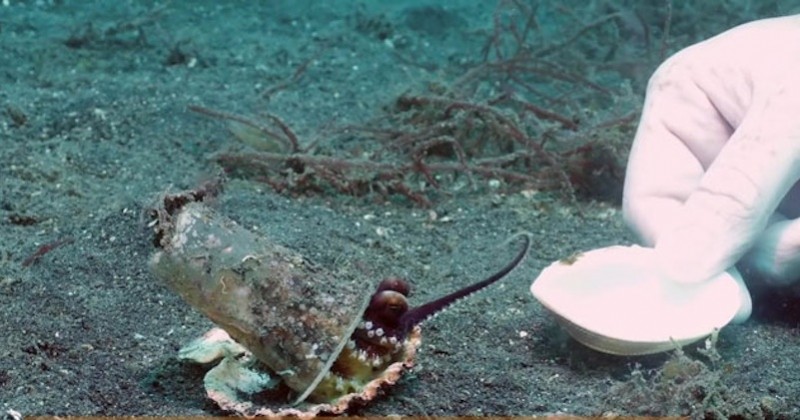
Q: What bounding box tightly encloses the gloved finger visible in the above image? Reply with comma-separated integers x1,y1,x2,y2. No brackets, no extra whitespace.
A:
654,85,800,284
623,49,734,247
739,215,800,286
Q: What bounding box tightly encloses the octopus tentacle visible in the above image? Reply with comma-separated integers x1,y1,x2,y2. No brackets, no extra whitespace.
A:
356,234,530,347
397,233,530,336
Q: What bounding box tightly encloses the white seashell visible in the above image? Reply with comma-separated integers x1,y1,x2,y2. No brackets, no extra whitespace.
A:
530,245,745,355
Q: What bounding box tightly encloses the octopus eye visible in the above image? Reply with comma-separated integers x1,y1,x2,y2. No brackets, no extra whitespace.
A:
365,290,408,329
386,302,404,312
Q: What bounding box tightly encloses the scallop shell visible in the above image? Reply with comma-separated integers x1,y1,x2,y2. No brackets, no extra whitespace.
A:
179,326,420,418
530,245,744,355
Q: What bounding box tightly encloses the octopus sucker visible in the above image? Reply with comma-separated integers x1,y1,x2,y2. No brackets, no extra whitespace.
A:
149,184,530,416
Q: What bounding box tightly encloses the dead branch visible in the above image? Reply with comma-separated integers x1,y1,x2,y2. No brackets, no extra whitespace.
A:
195,0,646,206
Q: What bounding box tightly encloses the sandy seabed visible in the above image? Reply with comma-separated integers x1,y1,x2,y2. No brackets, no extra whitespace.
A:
1,1,799,417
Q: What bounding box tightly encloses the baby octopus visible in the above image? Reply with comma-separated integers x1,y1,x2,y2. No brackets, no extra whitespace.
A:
311,234,530,400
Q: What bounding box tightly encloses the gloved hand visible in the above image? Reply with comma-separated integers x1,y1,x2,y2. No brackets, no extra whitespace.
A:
622,15,800,309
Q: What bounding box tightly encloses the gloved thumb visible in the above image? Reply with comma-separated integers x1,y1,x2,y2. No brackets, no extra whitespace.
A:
739,215,800,286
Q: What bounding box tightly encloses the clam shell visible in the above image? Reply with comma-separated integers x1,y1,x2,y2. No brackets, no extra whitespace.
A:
530,245,742,355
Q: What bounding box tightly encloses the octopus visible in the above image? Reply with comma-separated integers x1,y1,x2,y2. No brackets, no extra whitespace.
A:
312,234,530,401
149,184,530,416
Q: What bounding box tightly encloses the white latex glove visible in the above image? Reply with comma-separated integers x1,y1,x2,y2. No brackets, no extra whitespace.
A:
623,15,800,294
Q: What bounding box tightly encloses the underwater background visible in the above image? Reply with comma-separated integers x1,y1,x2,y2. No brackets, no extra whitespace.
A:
2,0,800,417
